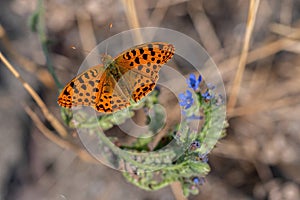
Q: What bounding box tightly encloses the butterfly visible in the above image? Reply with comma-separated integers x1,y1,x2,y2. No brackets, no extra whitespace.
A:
57,42,175,113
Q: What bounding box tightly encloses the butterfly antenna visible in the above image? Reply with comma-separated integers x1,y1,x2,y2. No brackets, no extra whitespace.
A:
105,42,108,55
105,23,113,55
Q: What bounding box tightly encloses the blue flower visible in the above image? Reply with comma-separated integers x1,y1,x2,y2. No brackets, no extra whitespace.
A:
187,74,202,91
202,90,212,100
192,177,205,185
179,90,194,109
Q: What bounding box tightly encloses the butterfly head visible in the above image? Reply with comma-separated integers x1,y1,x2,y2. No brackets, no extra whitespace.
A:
101,54,114,67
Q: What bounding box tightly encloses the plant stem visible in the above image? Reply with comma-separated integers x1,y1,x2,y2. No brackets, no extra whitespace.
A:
36,0,62,89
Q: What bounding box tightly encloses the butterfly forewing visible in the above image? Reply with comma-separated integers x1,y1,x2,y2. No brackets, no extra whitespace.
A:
114,42,175,103
115,42,174,74
57,65,105,108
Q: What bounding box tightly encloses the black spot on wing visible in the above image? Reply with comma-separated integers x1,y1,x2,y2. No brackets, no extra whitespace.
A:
131,50,136,56
135,57,140,64
88,81,95,87
139,48,144,54
142,54,148,60
81,84,87,90
78,76,84,83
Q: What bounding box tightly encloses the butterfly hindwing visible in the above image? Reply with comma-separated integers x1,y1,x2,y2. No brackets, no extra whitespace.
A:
94,72,130,113
120,70,157,102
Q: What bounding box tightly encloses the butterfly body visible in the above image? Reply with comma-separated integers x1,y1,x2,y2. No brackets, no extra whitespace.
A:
106,61,122,82
58,42,175,113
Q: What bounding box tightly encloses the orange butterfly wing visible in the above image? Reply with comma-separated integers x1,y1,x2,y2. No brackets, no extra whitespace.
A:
94,73,130,113
57,65,105,108
114,42,175,102
57,65,130,113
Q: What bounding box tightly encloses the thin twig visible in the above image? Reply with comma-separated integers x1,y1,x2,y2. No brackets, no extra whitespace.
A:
36,0,62,88
227,0,260,112
269,23,300,39
24,105,97,164
0,52,68,138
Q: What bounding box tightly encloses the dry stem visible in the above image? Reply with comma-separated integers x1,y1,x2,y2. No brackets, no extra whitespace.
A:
121,0,143,43
227,0,261,112
0,52,68,138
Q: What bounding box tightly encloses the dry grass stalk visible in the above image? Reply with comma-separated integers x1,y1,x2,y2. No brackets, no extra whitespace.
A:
0,52,68,138
121,0,143,43
227,0,261,112
269,23,300,39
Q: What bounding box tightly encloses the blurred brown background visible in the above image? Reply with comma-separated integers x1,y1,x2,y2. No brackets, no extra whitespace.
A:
0,0,300,199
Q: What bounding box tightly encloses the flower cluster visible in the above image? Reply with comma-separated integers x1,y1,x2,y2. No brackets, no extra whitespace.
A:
178,74,202,110
178,73,215,112
79,72,224,198
175,73,218,193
